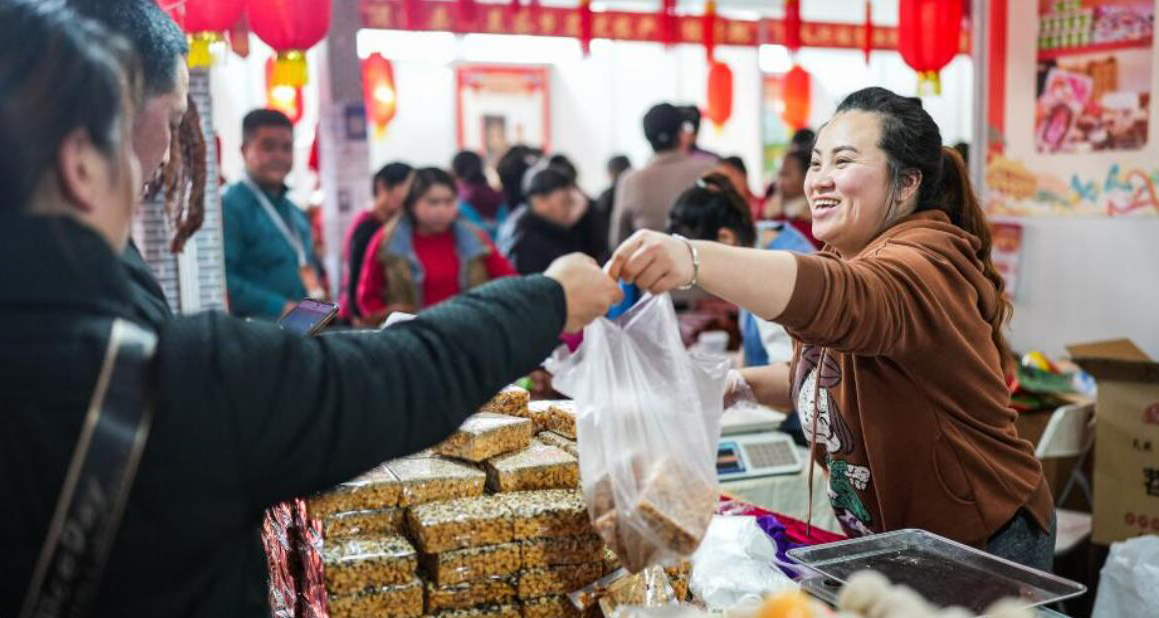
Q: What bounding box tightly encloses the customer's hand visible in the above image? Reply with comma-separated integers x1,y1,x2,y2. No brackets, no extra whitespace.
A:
606,230,695,294
545,253,623,333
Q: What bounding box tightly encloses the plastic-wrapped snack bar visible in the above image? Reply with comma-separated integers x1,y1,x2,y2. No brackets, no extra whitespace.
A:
321,534,418,596
517,563,603,599
601,546,621,575
406,495,515,553
635,462,716,556
425,603,521,618
485,443,579,492
322,507,405,539
425,576,517,612
479,384,531,417
420,542,522,586
520,534,604,568
327,577,424,618
544,400,578,439
596,566,677,616
671,573,689,602
436,413,533,463
306,464,401,519
526,401,560,433
534,430,578,458
497,489,591,540
386,457,487,507
520,595,583,618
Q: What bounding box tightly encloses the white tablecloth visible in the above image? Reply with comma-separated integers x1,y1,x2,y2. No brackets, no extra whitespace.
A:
721,446,842,534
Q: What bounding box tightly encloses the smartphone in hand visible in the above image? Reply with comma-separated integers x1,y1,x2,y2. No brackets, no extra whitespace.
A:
277,299,339,336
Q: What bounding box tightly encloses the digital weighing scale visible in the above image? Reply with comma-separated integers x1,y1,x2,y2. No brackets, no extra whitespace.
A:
716,404,803,481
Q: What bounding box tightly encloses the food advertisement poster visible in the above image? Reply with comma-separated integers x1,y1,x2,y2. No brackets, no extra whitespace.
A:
985,0,1159,216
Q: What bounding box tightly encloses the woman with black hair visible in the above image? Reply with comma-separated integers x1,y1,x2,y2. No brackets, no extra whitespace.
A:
339,161,413,322
610,87,1055,570
507,167,606,274
452,149,507,238
357,167,517,321
0,3,620,614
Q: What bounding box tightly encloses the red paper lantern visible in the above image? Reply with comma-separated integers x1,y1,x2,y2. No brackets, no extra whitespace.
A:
266,57,304,124
180,0,246,67
782,65,811,131
898,0,963,96
362,53,398,135
248,0,332,88
706,61,733,128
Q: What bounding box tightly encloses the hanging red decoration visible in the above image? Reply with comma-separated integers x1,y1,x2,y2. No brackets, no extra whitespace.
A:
702,0,717,62
180,0,246,68
706,61,733,128
458,0,478,25
863,1,872,65
362,52,398,135
781,64,811,131
228,15,250,59
578,0,593,56
660,0,677,47
247,0,332,88
784,0,801,54
404,0,423,29
897,0,963,96
265,56,304,124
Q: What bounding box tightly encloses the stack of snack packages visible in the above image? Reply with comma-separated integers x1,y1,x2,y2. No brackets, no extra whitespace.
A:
292,385,691,617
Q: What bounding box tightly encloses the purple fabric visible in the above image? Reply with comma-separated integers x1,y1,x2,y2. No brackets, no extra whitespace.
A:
459,181,505,220
755,514,809,579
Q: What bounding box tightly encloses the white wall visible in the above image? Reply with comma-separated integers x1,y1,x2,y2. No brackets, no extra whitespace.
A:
999,217,1159,359
354,31,972,198
983,0,1159,360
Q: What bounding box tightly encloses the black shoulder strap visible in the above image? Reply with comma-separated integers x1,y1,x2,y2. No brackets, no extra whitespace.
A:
20,319,157,618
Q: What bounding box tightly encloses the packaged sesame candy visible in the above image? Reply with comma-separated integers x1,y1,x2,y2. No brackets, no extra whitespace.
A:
495,489,591,540
479,384,531,417
325,576,423,618
321,535,417,596
386,457,486,507
406,495,515,553
305,464,401,519
520,594,584,618
436,413,533,463
516,563,603,600
484,443,579,492
534,430,578,458
425,603,521,618
544,400,578,439
322,507,405,539
520,534,604,568
424,576,518,611
420,542,522,586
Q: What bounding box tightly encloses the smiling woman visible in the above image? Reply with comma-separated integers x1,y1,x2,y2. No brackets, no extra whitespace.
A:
607,86,1057,573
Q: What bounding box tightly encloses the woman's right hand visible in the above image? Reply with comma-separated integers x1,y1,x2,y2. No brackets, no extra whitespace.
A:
545,253,623,333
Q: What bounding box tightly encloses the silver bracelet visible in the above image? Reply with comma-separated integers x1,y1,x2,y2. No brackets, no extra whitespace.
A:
672,234,699,290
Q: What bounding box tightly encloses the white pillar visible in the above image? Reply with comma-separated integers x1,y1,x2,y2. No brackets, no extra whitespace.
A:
317,0,372,300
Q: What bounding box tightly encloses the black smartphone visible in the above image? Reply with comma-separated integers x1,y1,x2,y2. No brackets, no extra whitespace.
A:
277,299,339,336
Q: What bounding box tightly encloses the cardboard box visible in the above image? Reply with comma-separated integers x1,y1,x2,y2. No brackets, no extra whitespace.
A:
1068,339,1159,545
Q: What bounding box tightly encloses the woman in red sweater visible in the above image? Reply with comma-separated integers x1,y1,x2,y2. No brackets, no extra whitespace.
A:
357,167,515,324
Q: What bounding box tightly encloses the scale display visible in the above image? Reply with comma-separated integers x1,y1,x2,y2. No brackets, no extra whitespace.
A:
716,432,802,481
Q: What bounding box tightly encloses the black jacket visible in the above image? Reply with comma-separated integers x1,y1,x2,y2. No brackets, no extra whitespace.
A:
508,205,608,275
0,214,567,617
122,238,174,329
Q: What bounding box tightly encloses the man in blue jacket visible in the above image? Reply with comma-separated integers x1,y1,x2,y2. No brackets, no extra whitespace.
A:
223,109,325,319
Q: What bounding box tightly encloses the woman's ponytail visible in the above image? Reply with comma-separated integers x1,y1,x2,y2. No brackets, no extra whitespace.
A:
938,146,1015,374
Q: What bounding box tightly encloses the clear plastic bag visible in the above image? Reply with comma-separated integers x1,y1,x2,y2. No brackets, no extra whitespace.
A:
549,294,730,573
